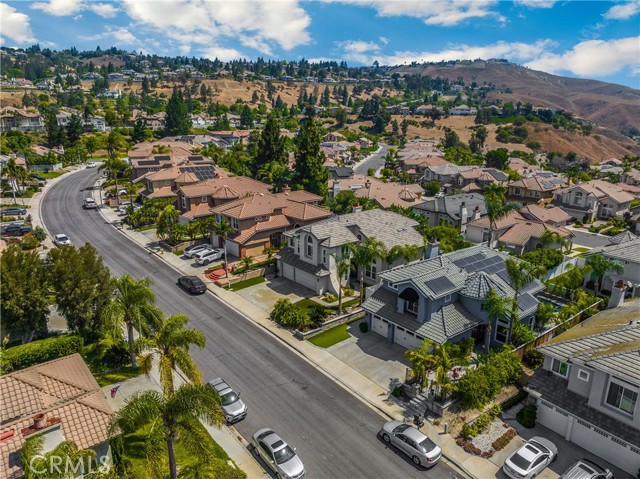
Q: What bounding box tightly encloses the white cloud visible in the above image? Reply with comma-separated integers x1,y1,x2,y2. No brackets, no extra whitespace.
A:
337,40,381,63
89,3,118,18
31,0,83,16
603,1,640,20
379,36,389,45
525,36,640,76
323,0,502,26
514,0,557,8
0,3,36,43
79,26,145,52
200,46,245,62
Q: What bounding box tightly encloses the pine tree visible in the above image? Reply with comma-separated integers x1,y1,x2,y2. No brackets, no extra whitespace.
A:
293,113,329,197
164,87,191,136
254,113,287,176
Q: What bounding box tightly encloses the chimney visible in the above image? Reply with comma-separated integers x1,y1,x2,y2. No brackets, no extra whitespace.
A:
352,202,362,214
365,179,371,189
283,184,291,193
473,205,481,220
425,239,439,259
607,279,626,309
332,180,340,198
459,201,468,229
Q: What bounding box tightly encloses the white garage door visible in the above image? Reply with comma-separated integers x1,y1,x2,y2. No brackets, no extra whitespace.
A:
537,400,569,437
394,327,423,350
296,270,318,292
371,315,389,339
281,263,295,282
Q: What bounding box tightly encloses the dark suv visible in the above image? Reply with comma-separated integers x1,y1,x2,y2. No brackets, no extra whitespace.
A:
177,275,207,294
0,224,31,236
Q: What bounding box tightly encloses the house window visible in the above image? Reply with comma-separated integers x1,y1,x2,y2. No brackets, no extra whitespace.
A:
573,192,583,205
322,249,327,265
578,370,590,382
606,381,638,415
495,318,509,343
295,238,300,254
444,294,452,303
406,300,419,315
306,235,314,257
551,358,570,377
365,263,377,279
201,196,207,202
165,180,172,186
255,216,262,221
514,188,522,195
181,196,187,209
482,231,489,242
230,217,239,229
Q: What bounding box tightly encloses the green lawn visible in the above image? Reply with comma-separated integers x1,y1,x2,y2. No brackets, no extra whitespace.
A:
294,298,331,314
95,366,142,387
572,247,590,253
308,323,352,348
39,171,63,179
230,276,266,291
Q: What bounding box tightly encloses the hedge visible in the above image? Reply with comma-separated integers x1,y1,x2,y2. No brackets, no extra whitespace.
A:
1,335,84,373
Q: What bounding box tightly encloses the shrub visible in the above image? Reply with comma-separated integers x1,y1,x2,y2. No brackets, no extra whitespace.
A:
308,304,330,323
474,413,492,433
20,233,39,250
1,335,84,373
523,349,544,369
391,386,402,397
461,423,478,438
343,287,355,297
270,299,312,330
322,293,337,303
574,220,582,228
359,321,369,333
492,427,517,451
516,404,537,428
488,402,502,418
510,322,537,347
501,390,528,411
32,226,47,242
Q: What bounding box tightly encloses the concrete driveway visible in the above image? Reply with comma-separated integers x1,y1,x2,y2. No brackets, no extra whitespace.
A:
326,322,410,390
235,276,315,312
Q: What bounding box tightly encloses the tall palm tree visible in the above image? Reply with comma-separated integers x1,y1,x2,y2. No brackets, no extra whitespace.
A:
258,161,291,193
484,183,521,248
2,158,23,204
343,237,386,305
111,384,224,479
586,253,624,292
484,288,514,352
385,244,420,266
102,275,163,369
98,156,128,206
21,435,96,479
505,258,545,340
138,313,206,396
332,254,351,314
213,219,235,280
539,228,567,250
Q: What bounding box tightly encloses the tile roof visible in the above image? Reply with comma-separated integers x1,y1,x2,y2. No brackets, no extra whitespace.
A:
521,204,571,225
564,180,634,204
414,193,487,221
274,190,323,204
148,186,177,199
585,234,640,263
284,217,359,248
509,174,566,192
282,201,332,222
275,247,331,277
231,214,292,244
467,210,523,229
211,193,287,219
181,202,213,220
179,176,271,199
0,354,114,478
498,220,573,246
330,175,425,208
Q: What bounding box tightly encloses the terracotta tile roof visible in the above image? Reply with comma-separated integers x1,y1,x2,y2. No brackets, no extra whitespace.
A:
181,202,213,220
521,204,571,225
498,220,572,246
0,354,114,478
332,175,425,209
211,193,287,219
174,172,199,184
467,210,524,229
179,176,270,199
282,200,332,222
129,141,196,159
148,186,178,199
231,214,292,244
509,175,561,192
273,190,323,204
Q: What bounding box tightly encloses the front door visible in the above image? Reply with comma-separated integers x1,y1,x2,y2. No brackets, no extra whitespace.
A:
472,324,486,345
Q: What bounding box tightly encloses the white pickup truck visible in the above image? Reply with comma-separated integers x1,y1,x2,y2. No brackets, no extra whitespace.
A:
83,197,97,209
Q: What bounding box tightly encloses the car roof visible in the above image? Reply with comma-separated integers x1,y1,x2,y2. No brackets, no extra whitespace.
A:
55,233,68,238
401,425,429,443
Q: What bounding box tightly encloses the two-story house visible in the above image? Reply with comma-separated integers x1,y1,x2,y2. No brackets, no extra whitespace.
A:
508,174,565,204
526,299,640,476
521,204,571,227
452,168,508,194
584,232,640,296
421,164,474,190
413,193,486,232
328,176,425,209
362,245,545,350
553,179,634,222
276,209,423,296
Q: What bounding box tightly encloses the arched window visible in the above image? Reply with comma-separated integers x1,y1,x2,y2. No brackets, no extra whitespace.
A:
306,235,314,257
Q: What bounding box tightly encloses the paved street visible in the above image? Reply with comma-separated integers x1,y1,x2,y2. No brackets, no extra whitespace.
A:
354,143,390,175
42,168,461,479
566,228,611,248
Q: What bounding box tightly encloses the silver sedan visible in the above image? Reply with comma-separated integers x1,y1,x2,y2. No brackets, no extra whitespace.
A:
378,420,442,467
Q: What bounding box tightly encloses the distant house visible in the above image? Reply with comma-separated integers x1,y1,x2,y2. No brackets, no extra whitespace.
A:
0,107,44,132
465,211,523,247
362,244,545,350
328,175,425,209
452,168,508,193
97,89,121,99
276,209,423,295
327,166,354,180
553,179,634,222
0,354,115,478
495,219,573,255
621,169,640,187
584,231,640,296
449,105,477,116
521,204,571,227
508,174,565,203
322,132,344,143
526,299,640,476
413,193,486,232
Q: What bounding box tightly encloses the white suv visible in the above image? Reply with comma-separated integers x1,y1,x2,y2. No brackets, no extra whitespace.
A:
194,249,223,265
53,234,71,246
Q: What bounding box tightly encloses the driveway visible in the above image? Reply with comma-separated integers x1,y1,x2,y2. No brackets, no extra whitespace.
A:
326,322,409,390
235,276,315,312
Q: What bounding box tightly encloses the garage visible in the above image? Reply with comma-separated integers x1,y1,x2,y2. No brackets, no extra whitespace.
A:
295,269,320,294
281,262,295,282
537,399,569,437
371,315,389,339
393,326,423,350
243,240,266,258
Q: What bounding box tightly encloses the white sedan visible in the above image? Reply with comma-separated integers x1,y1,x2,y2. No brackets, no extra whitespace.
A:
503,436,557,479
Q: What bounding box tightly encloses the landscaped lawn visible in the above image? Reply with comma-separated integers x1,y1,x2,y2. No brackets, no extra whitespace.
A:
39,171,63,179
231,276,266,291
294,298,331,314
95,366,141,387
572,247,590,253
308,323,351,348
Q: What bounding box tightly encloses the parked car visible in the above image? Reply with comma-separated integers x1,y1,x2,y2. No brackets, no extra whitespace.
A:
560,459,613,479
53,233,71,246
378,420,441,467
503,436,557,479
83,198,97,209
184,243,215,259
194,248,223,265
0,223,31,236
1,207,26,216
116,202,132,214
207,377,247,423
177,275,207,294
86,161,97,168
252,428,304,479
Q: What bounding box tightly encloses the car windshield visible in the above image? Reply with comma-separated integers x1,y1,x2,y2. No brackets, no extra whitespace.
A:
510,452,533,470
58,235,69,241
221,391,239,406
418,437,437,453
273,445,296,465
392,424,411,434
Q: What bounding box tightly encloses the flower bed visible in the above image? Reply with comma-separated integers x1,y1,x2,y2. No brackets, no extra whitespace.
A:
457,418,517,458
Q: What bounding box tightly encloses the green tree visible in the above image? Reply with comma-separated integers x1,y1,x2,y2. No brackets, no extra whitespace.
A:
333,255,351,315
131,117,148,143
253,113,287,174
111,384,224,479
586,254,624,292
510,321,536,346
485,149,510,170
343,237,386,305
1,157,24,203
505,257,545,339
536,302,557,328
258,161,291,193
240,105,254,129
21,435,96,479
213,220,235,280
102,275,162,369
0,245,49,343
156,205,181,243
539,228,567,250
426,180,441,196
385,244,420,265
46,243,112,340
164,87,191,136
99,155,128,206
239,255,254,272
292,113,329,197
484,288,513,352
270,298,312,330
65,114,84,147
484,183,521,248
138,313,206,396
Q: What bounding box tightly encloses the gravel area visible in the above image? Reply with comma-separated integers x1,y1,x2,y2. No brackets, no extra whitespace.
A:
471,419,510,454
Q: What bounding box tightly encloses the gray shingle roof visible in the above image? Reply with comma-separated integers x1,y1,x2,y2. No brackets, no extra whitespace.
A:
413,193,486,221
460,271,511,299
275,248,330,277
585,236,640,263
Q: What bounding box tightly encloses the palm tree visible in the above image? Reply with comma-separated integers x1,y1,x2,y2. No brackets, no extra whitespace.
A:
586,253,624,292
505,258,545,340
102,275,163,369
484,184,521,248
239,255,254,273
332,254,351,314
539,228,567,250
2,158,22,204
21,435,96,479
98,156,128,206
484,288,514,352
157,205,181,242
111,384,225,479
138,313,206,396
385,244,420,266
405,339,434,387
343,237,386,305
258,161,291,193
213,220,235,280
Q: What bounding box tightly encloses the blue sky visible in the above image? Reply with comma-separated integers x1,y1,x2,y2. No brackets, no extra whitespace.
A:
1,1,639,88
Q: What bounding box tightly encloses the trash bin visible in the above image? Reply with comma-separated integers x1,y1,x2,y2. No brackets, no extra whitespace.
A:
414,415,424,428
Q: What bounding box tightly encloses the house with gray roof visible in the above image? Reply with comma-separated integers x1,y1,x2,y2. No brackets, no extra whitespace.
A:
526,299,640,476
362,244,545,350
275,209,423,296
413,193,486,233
584,231,640,296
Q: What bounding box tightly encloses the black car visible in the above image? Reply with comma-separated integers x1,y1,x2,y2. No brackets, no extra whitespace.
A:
178,275,207,294
1,207,27,216
0,224,31,236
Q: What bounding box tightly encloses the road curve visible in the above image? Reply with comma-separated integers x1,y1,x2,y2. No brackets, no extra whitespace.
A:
42,168,459,479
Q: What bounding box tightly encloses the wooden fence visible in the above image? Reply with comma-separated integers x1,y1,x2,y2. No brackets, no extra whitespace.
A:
512,298,603,359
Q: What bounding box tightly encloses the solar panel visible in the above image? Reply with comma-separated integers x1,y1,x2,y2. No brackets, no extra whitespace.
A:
453,258,468,267
466,263,483,273
425,277,455,296
180,165,217,181
521,280,539,293
518,293,538,312
486,264,502,274
498,270,511,284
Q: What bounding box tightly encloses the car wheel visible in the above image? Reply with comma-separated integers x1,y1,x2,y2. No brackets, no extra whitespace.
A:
203,260,209,265
382,433,391,443
412,456,421,466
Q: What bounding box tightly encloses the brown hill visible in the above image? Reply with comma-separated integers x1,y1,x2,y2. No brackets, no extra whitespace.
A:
393,60,640,140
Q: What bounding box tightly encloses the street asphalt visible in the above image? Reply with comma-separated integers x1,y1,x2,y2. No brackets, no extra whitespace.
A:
42,168,461,479
354,143,390,175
